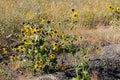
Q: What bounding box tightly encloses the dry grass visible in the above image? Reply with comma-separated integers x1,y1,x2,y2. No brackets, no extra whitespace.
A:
0,0,119,37
0,0,120,51
65,26,120,45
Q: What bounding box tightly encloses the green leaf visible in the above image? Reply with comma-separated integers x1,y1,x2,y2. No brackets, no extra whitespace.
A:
72,76,80,80
40,46,45,54
86,76,91,80
72,78,76,80
39,38,44,46
43,65,49,74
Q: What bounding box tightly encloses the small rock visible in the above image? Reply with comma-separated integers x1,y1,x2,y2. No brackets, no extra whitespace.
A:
89,44,120,80
37,72,69,80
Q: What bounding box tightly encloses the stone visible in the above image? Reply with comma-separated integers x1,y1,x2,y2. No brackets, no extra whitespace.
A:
89,44,120,80
37,72,69,80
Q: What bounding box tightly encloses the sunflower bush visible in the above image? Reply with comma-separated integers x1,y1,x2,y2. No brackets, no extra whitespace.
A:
11,18,80,73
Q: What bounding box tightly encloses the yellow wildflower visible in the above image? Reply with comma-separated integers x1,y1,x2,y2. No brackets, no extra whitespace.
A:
31,28,37,35
24,40,31,45
117,7,120,12
41,17,45,23
73,12,79,18
9,56,15,61
62,34,66,40
39,59,44,65
23,25,33,33
34,27,40,32
106,3,113,10
96,46,101,52
53,42,59,49
25,28,29,33
108,5,112,10
52,29,59,36
2,48,7,54
23,24,29,30
18,46,25,51
29,26,33,31
49,53,56,59
34,64,39,70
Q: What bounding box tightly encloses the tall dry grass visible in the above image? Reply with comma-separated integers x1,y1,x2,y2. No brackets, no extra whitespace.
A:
0,0,120,47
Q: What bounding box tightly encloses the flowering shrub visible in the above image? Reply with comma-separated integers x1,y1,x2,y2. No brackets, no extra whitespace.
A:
12,18,80,73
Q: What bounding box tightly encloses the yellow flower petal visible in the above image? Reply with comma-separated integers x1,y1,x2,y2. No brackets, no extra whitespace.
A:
49,53,56,59
117,7,120,12
62,34,66,40
2,48,7,54
39,59,44,65
34,64,39,70
96,46,101,52
52,29,59,36
53,42,59,49
9,56,15,61
18,46,25,51
73,12,79,18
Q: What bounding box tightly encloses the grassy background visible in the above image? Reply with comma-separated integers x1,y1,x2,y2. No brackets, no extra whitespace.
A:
0,0,120,47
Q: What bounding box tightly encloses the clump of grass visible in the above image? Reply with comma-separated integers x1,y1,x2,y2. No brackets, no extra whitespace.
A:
0,0,119,39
